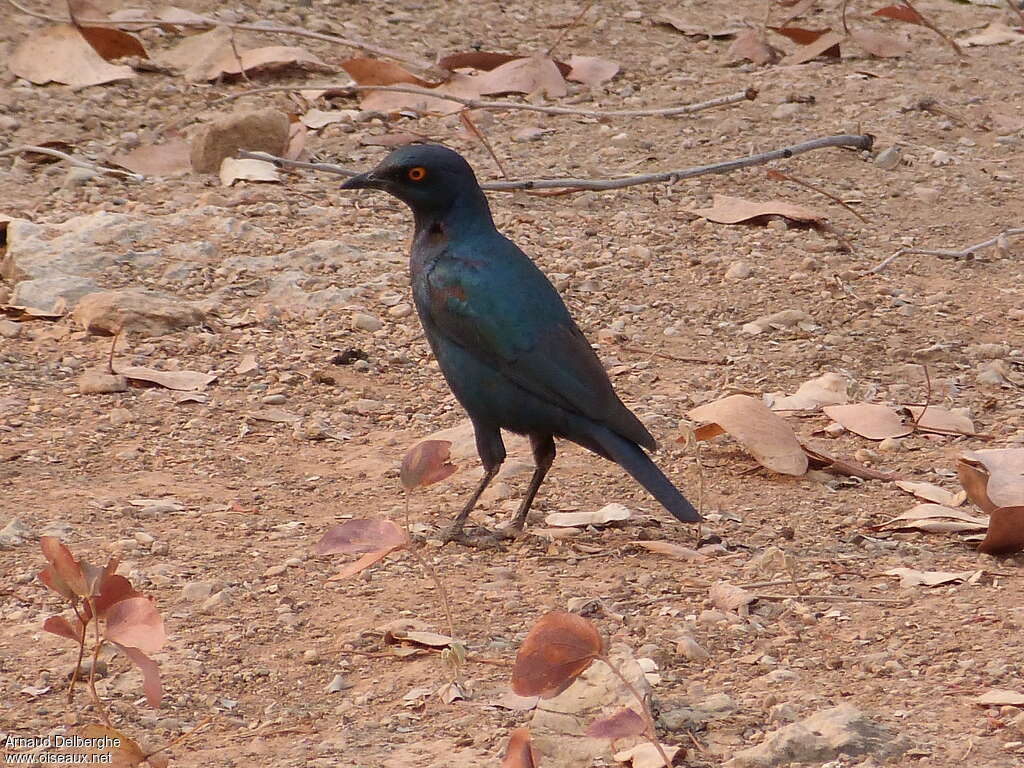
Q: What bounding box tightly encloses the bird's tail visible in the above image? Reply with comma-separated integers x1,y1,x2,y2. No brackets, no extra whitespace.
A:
589,426,702,524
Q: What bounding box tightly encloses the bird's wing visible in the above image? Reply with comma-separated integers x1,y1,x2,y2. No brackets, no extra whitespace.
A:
422,243,655,449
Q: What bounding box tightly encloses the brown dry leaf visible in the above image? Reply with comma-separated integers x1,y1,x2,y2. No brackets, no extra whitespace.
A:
709,581,756,612
902,405,975,435
326,549,393,580
545,503,631,528
767,371,850,411
960,22,1024,47
565,55,619,86
822,403,911,440
400,439,457,490
779,0,820,25
782,30,845,64
727,29,782,65
884,567,978,588
975,689,1024,707
385,629,456,648
687,394,808,476
632,540,706,560
586,707,647,739
511,611,603,698
872,4,925,24
690,194,826,227
501,728,538,768
439,51,522,71
979,506,1024,555
360,132,424,148
114,366,216,391
613,742,682,768
300,109,352,129
769,26,835,45
895,481,963,507
158,25,232,81
10,24,136,87
876,504,988,533
67,725,146,767
285,119,307,161
74,25,147,61
342,57,435,87
801,442,900,481
111,139,191,176
475,55,568,97
220,157,280,186
203,45,335,81
958,449,1024,511
315,519,409,555
654,12,742,38
849,28,912,57
342,58,478,115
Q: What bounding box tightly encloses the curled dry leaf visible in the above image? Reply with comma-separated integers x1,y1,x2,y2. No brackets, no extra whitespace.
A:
301,109,352,129
769,26,836,45
958,449,1024,512
884,567,978,588
872,4,925,24
511,611,603,698
40,536,88,598
114,365,217,392
501,728,538,768
902,405,975,436
586,707,647,739
875,504,988,533
959,22,1024,47
690,195,826,228
709,581,757,612
220,157,280,186
767,371,850,411
111,139,192,177
43,615,82,641
632,540,706,560
783,30,845,64
546,503,631,528
315,519,410,555
564,55,619,87
727,29,782,65
613,742,682,768
895,481,963,507
202,45,334,81
653,12,743,38
687,394,808,476
822,403,911,440
400,439,458,490
10,24,135,87
385,629,457,648
74,25,148,61
978,506,1024,555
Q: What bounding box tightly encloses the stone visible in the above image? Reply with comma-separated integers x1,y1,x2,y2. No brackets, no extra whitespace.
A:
874,146,902,170
63,167,98,189
10,276,100,314
0,518,34,548
0,319,22,338
78,369,129,394
190,109,291,173
74,290,205,336
352,313,383,332
725,261,752,280
181,580,222,602
676,634,710,661
772,103,802,120
724,704,911,767
200,590,231,613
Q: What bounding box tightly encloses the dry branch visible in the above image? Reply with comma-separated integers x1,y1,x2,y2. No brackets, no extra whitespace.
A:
0,145,143,180
868,228,1024,274
240,133,873,193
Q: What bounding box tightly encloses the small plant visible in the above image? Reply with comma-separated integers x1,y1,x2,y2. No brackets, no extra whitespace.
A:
35,536,174,766
508,611,680,768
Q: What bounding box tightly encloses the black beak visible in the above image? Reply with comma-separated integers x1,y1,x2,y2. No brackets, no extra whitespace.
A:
341,171,385,190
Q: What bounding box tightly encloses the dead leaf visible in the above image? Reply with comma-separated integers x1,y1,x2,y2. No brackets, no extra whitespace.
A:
884,567,978,588
978,506,1024,555
767,372,850,411
10,24,135,87
75,25,148,61
690,194,826,227
769,26,835,45
476,55,568,97
247,408,301,424
902,405,975,435
687,394,808,475
975,689,1024,707
872,4,925,24
822,403,911,440
315,519,410,555
613,742,682,768
400,439,457,490
709,581,756,612
632,540,706,560
385,629,457,648
300,109,353,129
201,45,334,81
439,51,522,71
727,29,782,65
876,504,988,533
546,503,631,528
850,28,912,57
39,536,87,599
586,707,647,739
67,725,147,767
114,366,216,391
958,449,1024,511
501,728,538,768
801,442,899,481
157,25,232,81
960,22,1024,47
104,596,165,655
342,57,434,87
654,13,742,38
511,611,603,698
111,138,192,176
895,481,963,506
219,157,280,186
285,118,307,161
781,30,845,64
359,132,424,148
565,55,619,86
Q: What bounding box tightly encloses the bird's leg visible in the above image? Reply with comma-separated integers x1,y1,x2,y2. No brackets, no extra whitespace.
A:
441,424,505,547
500,434,555,539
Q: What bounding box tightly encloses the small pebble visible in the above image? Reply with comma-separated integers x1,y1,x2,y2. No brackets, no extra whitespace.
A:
352,313,383,332
262,394,287,405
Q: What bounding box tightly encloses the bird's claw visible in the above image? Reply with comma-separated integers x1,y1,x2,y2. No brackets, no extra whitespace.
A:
495,523,526,541
439,525,504,549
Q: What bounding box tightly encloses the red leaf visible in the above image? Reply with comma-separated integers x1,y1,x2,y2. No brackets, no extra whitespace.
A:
769,26,833,45
43,615,82,642
326,548,396,580
75,26,148,60
501,728,538,768
439,51,521,72
40,537,87,597
872,4,925,25
315,519,409,555
511,611,603,698
586,707,647,739
341,57,434,87
39,566,79,603
110,643,163,708
103,597,165,654
93,574,142,617
400,439,458,490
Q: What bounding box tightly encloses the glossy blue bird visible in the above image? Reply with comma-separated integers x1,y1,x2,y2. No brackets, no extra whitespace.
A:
342,144,701,544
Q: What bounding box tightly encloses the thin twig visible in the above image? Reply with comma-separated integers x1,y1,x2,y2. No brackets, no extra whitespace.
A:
4,0,436,74
241,134,874,193
459,111,510,179
603,659,673,768
228,29,253,86
546,0,597,58
755,593,910,604
67,604,87,703
901,0,963,57
405,547,456,642
620,345,728,365
86,598,113,727
0,145,143,181
767,169,868,222
910,364,931,431
867,228,1024,274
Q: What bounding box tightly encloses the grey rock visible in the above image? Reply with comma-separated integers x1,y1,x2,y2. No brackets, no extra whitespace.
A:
0,319,22,338
10,276,100,314
0,518,34,548
326,673,352,693
181,580,222,602
724,704,911,768
63,167,98,189
78,369,129,394
352,313,383,332
74,289,206,336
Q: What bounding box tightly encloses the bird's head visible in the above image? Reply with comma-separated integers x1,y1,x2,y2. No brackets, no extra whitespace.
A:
341,144,487,222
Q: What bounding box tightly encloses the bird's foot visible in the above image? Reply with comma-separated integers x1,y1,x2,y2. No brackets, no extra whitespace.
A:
495,523,526,541
439,524,504,549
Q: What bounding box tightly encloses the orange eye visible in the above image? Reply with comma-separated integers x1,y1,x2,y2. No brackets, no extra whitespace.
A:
407,166,427,182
